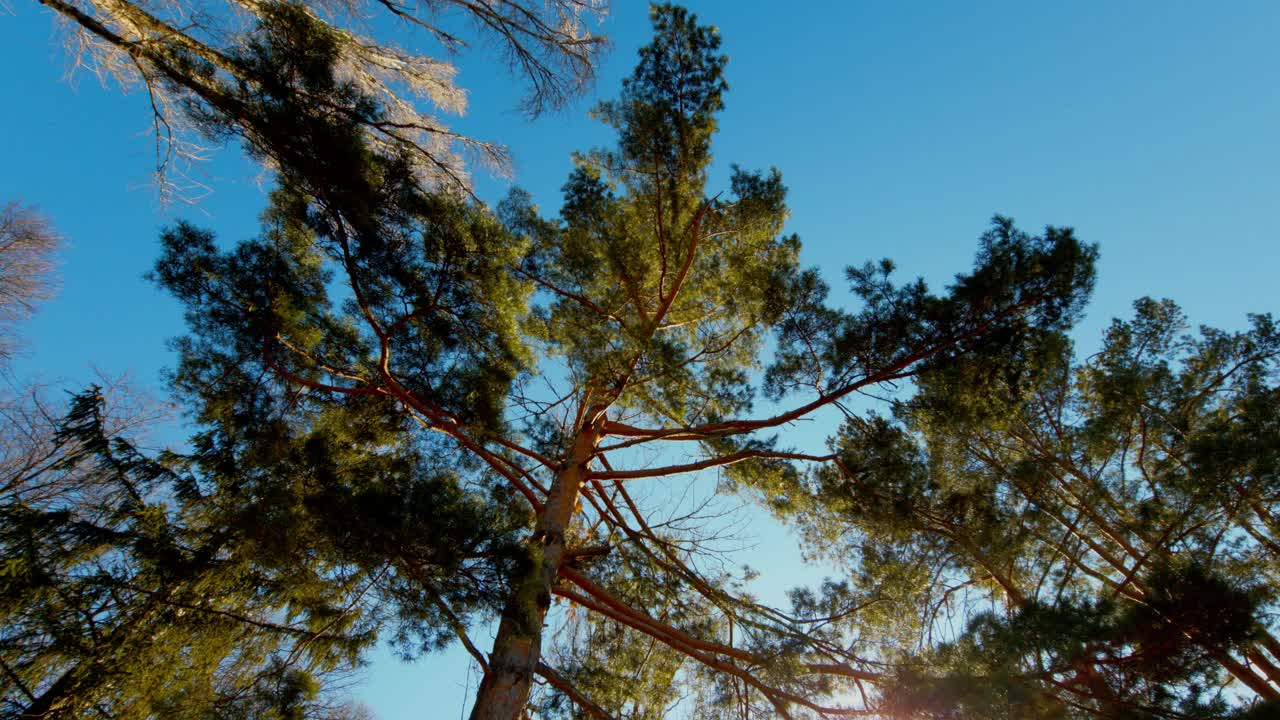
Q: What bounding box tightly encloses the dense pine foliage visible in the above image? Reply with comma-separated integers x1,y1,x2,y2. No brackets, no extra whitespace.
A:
4,2,1277,719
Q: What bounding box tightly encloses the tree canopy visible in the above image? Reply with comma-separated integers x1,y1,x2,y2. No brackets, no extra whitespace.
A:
1,383,380,718
142,4,1091,717
5,2,1277,720
790,298,1280,719
37,0,606,195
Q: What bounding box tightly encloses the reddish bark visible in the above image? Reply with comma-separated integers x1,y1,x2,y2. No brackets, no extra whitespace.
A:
468,411,605,720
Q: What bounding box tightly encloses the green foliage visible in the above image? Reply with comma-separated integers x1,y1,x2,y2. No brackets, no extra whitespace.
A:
767,216,1096,402
155,5,533,429
0,388,367,718
1114,559,1268,685
782,297,1280,718
595,4,727,183
14,3,1126,718
498,4,802,426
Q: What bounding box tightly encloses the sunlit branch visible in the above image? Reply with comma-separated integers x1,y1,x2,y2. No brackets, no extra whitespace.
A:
602,291,1058,450
554,580,870,717
557,567,755,663
560,563,881,686
263,354,385,397
110,581,340,642
319,212,552,511
649,197,713,324
272,333,372,386
400,402,544,512
589,449,833,482
595,472,871,670
512,264,628,326
490,451,549,498
488,434,558,472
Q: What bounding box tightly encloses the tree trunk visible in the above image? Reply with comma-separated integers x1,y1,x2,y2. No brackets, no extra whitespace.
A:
469,410,604,720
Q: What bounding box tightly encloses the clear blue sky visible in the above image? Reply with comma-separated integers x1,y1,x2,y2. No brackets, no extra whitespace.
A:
3,1,1279,716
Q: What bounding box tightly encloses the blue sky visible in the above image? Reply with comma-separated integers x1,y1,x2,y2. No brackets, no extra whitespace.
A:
3,1,1279,716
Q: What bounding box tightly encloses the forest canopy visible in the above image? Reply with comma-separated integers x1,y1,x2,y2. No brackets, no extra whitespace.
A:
2,2,1278,720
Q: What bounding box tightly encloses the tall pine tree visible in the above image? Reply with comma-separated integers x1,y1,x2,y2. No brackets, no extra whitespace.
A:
142,4,1098,717
787,298,1280,718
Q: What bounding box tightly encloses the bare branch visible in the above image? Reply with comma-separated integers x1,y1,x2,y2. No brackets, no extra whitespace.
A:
0,202,60,362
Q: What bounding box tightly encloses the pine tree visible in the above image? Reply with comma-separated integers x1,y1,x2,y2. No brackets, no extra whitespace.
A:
141,4,1099,717
788,298,1280,718
0,385,378,718
36,0,605,196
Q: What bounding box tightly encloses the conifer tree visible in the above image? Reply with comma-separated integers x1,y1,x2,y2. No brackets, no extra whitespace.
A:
0,384,381,718
35,0,606,195
17,0,1277,716
138,4,1099,717
786,298,1280,718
